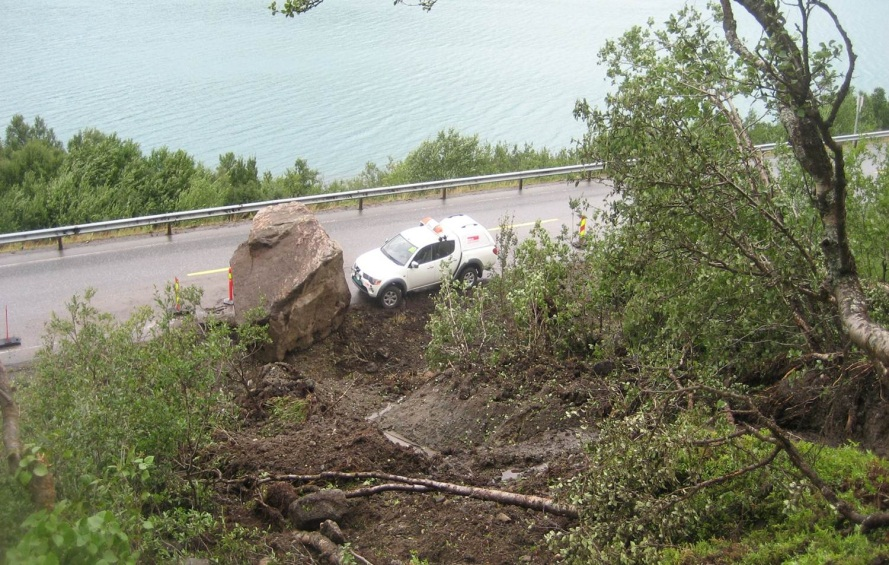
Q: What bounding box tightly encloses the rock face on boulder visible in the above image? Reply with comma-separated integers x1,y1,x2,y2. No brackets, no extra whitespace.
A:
230,203,350,361
287,489,350,531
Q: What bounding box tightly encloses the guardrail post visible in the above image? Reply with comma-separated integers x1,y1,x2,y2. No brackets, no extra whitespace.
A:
57,237,63,251
518,178,524,192
441,187,447,201
359,197,364,212
166,223,172,236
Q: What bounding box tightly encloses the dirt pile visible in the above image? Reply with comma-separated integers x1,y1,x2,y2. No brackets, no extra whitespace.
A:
212,293,601,564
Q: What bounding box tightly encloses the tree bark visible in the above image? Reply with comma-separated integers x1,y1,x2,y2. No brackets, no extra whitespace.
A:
290,531,373,565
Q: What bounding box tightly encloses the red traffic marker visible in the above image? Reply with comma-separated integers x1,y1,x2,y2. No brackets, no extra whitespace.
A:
1,305,21,349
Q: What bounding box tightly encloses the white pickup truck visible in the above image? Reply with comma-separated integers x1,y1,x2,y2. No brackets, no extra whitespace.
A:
351,214,499,308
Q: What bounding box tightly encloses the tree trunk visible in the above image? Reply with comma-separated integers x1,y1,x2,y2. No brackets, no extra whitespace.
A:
720,0,889,368
0,361,22,473
0,360,55,510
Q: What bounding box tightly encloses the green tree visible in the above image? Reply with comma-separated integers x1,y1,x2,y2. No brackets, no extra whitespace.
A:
216,152,261,204
175,167,228,210
872,87,889,130
576,0,889,368
0,116,66,231
719,0,889,366
137,147,198,214
260,157,323,199
388,129,485,184
49,129,145,224
540,3,889,560
1,115,63,154
846,144,889,282
4,287,268,559
574,4,839,371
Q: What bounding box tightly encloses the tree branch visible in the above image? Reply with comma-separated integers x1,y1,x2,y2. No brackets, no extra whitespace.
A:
701,383,889,532
243,470,579,519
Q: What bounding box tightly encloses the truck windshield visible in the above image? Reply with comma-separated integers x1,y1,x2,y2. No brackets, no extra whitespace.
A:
380,234,417,266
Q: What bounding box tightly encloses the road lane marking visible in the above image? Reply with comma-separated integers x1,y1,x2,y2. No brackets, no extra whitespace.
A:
187,267,230,277
489,218,558,231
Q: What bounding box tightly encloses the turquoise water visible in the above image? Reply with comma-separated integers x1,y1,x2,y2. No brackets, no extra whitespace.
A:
2,0,886,179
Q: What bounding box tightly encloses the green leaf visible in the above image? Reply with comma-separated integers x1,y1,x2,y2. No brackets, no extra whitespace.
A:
87,511,108,530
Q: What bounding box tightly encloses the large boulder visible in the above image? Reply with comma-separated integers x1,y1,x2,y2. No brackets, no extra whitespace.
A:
231,203,350,361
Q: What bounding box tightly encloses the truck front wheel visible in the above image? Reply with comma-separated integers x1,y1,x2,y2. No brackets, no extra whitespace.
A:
378,285,403,309
457,265,481,289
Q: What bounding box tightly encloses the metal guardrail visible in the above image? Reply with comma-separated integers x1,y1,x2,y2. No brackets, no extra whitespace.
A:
1,129,887,249
755,130,889,152
0,163,603,248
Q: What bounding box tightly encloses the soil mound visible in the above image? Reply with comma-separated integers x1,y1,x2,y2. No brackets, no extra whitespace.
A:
214,293,593,563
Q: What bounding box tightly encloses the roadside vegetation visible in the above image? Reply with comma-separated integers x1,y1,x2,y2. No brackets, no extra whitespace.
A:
3,0,889,563
1,287,270,562
0,122,575,235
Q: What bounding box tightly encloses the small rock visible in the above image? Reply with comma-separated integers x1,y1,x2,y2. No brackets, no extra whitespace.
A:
495,512,512,523
320,519,346,544
591,359,615,377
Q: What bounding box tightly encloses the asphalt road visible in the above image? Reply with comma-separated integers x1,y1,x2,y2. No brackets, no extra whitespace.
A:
0,179,610,366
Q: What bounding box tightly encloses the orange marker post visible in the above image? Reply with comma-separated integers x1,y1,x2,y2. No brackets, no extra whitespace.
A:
579,215,587,238
174,277,181,312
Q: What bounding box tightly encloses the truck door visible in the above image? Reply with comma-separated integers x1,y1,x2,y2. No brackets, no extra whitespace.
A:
405,240,457,290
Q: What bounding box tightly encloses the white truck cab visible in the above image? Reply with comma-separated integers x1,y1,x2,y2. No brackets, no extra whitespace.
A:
351,214,498,308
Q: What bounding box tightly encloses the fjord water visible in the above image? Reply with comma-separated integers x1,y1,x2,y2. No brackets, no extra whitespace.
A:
2,0,886,180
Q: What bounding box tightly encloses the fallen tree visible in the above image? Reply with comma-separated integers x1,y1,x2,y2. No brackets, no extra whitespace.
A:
240,469,580,519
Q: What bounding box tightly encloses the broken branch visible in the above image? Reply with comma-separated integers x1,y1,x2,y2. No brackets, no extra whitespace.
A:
244,470,579,519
